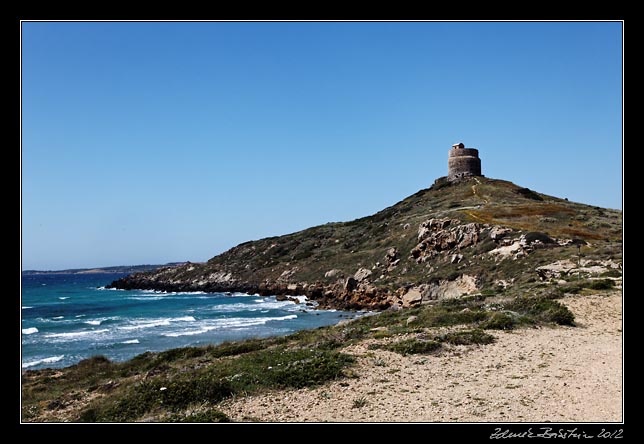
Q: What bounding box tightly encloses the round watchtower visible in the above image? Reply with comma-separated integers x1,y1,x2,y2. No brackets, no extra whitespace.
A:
448,142,482,180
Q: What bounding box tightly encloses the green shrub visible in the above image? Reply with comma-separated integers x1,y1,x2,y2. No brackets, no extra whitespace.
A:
600,269,622,278
480,312,515,330
157,347,207,362
586,279,615,290
418,307,489,327
378,339,442,356
81,378,235,422
516,187,543,201
505,297,575,326
352,397,368,409
440,329,495,345
168,409,231,423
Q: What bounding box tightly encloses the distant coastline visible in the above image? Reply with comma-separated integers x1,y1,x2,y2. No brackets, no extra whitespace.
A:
22,262,188,276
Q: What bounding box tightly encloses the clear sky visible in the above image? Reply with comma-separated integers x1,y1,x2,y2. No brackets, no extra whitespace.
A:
21,21,623,270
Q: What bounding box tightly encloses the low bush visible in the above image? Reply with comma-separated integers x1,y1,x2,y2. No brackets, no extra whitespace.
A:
375,339,442,356
480,312,516,330
586,279,615,290
167,409,231,423
439,329,496,345
505,297,575,326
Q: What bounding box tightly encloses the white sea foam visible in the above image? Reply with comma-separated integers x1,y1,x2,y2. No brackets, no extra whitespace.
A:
215,314,297,328
249,298,304,311
22,306,33,309
75,314,86,318
127,296,166,301
83,317,115,326
137,290,208,295
209,302,263,312
58,297,69,300
163,326,218,337
97,286,121,291
120,316,195,331
122,339,140,344
45,329,109,339
22,355,64,368
22,327,38,335
53,316,64,320
120,319,170,330
161,314,297,337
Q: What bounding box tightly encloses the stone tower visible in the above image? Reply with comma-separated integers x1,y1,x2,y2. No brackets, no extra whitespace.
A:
448,142,482,180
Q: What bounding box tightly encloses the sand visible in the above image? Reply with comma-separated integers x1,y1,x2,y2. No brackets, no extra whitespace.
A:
219,291,622,422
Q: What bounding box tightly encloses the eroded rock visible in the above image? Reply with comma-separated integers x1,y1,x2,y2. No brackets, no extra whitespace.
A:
354,268,373,282
402,288,423,308
411,218,483,263
324,269,342,279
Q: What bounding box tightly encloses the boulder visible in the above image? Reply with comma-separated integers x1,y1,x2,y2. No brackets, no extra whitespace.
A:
424,274,479,300
385,247,398,263
418,218,452,241
387,258,401,271
489,226,512,242
402,288,423,308
451,253,463,264
370,326,388,332
324,269,342,279
406,315,419,325
344,277,358,292
535,260,577,279
354,268,373,282
488,241,523,261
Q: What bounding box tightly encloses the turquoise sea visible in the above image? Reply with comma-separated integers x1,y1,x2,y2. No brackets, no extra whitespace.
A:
21,273,358,370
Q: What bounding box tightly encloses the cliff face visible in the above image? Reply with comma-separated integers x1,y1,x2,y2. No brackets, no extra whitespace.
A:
109,177,622,310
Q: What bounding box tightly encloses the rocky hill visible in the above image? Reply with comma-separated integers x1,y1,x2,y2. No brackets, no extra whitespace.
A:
109,176,622,310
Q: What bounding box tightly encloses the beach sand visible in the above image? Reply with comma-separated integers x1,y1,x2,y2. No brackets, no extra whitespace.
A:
219,291,622,422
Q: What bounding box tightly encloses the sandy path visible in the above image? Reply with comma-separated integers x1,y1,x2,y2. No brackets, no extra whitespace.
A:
219,292,622,422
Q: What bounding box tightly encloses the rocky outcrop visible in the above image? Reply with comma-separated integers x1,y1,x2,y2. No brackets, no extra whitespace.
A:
424,274,480,300
354,268,373,282
536,259,622,280
410,218,483,263
401,288,423,308
324,269,342,279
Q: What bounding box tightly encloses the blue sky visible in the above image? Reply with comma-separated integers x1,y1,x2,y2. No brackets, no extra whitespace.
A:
22,21,623,270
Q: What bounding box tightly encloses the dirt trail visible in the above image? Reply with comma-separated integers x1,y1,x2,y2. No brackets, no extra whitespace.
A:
220,291,622,422
471,177,490,204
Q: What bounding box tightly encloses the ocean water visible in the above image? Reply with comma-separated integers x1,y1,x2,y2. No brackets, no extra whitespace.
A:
21,273,358,370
